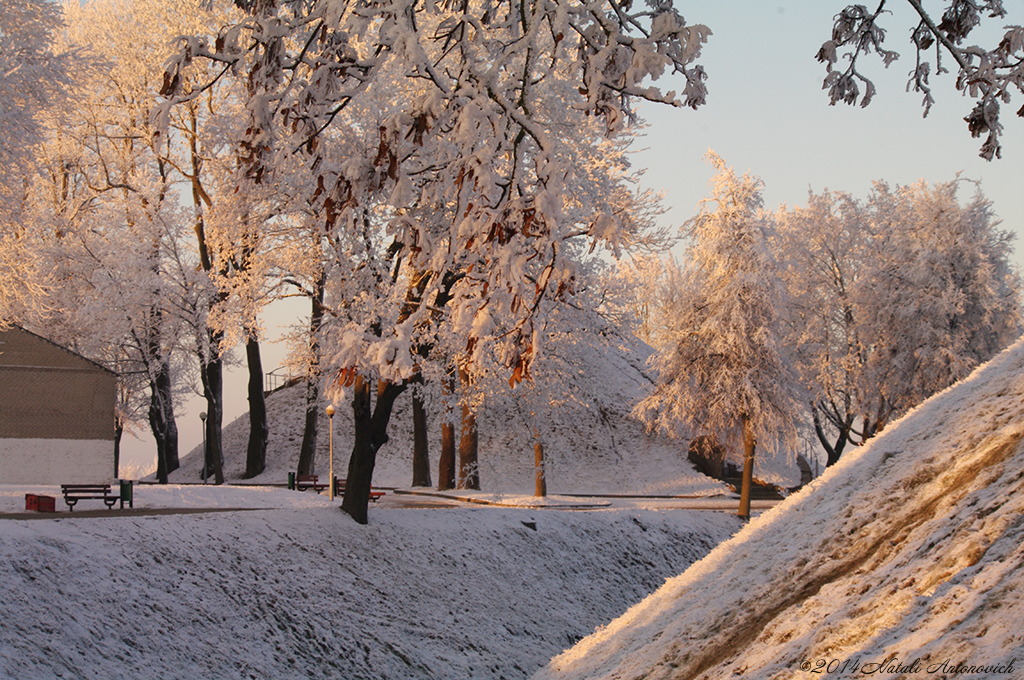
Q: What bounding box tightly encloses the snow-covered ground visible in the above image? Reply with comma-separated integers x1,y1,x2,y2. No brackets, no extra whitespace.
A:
534,336,1024,680
0,333,813,679
0,484,741,680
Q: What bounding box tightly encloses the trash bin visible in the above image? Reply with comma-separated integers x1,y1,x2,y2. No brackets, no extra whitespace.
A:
25,494,55,512
288,471,296,490
119,479,134,509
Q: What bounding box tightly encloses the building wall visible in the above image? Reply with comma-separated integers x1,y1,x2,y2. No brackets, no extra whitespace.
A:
0,439,114,485
0,365,116,440
0,327,116,484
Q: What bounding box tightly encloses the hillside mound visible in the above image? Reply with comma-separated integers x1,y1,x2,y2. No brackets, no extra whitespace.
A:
169,335,800,495
534,336,1024,679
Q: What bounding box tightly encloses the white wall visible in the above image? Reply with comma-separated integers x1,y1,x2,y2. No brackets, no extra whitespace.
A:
0,439,114,485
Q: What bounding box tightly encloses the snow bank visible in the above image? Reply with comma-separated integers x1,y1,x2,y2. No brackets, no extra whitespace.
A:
534,336,1024,679
0,491,739,680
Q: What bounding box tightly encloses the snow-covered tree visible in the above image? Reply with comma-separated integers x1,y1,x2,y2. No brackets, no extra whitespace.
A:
155,0,710,522
20,0,200,482
602,253,684,351
775,189,875,466
858,178,1021,414
777,177,1021,467
0,0,79,325
635,152,803,519
818,1,1024,160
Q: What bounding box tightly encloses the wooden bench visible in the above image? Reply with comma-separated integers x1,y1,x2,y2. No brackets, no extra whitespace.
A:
61,484,120,511
295,474,327,492
333,477,385,502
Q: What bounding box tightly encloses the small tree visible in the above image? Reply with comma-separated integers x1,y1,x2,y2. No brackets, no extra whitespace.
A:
635,152,803,519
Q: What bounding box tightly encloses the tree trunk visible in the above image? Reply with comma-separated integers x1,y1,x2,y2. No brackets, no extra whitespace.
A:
296,275,326,476
534,440,547,497
458,408,479,490
438,373,456,490
457,367,479,490
296,379,319,476
147,358,178,484
243,335,268,478
200,352,225,485
156,359,179,474
148,393,168,485
342,376,407,524
812,404,852,468
411,388,431,487
738,414,756,520
114,421,123,479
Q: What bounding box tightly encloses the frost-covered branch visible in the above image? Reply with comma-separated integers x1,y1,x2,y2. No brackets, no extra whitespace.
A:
820,1,1023,159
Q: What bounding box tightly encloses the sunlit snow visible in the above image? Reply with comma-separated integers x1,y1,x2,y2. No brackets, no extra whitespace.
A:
534,335,1024,680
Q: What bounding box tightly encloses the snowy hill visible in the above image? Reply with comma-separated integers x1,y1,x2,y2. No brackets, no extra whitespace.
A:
533,335,1024,679
168,334,797,495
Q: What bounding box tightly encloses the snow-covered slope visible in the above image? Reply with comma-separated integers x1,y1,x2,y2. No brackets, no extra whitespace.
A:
533,336,1024,679
0,487,740,680
168,335,780,495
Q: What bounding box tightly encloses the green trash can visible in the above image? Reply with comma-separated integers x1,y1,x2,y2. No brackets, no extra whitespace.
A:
119,479,133,510
288,471,295,490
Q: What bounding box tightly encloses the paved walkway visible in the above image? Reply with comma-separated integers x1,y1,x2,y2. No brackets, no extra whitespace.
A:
0,507,270,521
0,489,781,519
390,489,783,512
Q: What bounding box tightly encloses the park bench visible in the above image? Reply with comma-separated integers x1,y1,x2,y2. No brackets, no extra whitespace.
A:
295,474,327,492
291,474,384,501
333,477,385,502
61,483,120,511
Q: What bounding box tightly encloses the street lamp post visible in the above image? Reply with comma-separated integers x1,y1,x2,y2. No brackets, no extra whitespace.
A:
326,404,336,500
200,412,208,484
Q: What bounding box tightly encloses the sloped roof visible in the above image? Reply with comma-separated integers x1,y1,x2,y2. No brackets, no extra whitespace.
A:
0,326,114,374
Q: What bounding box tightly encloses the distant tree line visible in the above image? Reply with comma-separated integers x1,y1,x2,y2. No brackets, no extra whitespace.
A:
630,154,1021,515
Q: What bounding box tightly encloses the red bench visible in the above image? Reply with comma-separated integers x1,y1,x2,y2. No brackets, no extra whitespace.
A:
295,474,327,492
333,477,385,502
293,474,384,501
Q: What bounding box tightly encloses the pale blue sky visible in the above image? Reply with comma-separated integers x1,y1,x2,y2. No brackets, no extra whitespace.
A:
635,1,1023,265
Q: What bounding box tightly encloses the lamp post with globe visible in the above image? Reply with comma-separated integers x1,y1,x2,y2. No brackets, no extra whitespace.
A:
326,404,336,500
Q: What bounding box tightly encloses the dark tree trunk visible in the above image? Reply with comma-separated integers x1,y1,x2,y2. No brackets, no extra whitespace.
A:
243,335,268,478
114,421,123,479
439,421,456,490
163,396,179,474
457,367,479,490
342,376,407,524
812,404,854,468
296,379,320,476
438,373,456,490
147,358,178,484
200,351,225,485
738,414,756,520
296,274,326,477
458,407,479,489
411,388,431,487
155,359,179,474
148,395,168,485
